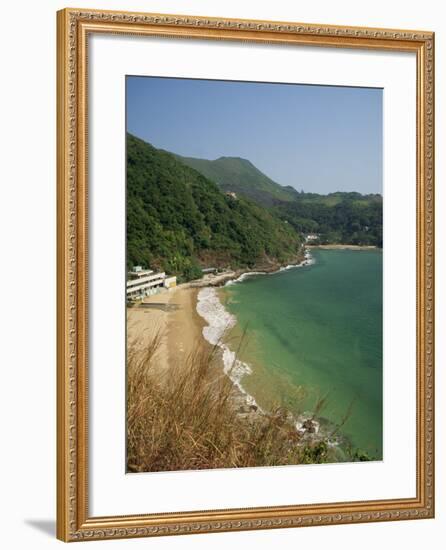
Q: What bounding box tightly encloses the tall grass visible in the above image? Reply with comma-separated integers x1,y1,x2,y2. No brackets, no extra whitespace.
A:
127,333,340,473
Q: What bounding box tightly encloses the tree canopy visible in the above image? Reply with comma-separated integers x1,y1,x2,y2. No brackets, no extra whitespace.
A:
127,134,303,281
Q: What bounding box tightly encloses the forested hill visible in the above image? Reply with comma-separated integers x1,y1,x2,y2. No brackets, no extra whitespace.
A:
175,154,297,206
127,134,303,281
174,152,383,248
272,192,383,247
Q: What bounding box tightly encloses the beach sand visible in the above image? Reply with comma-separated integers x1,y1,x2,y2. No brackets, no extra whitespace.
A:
127,286,210,374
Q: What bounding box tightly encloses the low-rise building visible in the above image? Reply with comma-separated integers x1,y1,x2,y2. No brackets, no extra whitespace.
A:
126,267,177,300
164,276,177,289
305,234,320,242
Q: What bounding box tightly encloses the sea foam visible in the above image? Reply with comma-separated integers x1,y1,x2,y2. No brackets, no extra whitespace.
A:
196,250,315,414
196,287,259,409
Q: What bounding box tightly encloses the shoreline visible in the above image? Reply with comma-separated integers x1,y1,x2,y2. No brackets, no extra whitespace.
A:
127,249,315,424
194,248,318,426
193,247,358,450
307,244,379,250
196,286,262,415
190,248,312,289
128,247,361,449
195,281,341,446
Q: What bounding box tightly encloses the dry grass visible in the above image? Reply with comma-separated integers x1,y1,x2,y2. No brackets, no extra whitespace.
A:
127,333,338,473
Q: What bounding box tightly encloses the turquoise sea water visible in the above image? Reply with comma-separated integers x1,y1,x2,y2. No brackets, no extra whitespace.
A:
221,249,383,458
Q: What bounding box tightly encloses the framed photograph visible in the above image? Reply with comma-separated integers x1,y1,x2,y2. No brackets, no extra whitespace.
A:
57,7,435,542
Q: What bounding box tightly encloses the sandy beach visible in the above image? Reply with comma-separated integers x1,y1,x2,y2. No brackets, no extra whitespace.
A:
127,286,210,375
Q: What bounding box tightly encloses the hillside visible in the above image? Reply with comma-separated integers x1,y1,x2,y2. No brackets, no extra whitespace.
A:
273,193,383,246
175,154,297,206
174,153,383,248
127,134,303,281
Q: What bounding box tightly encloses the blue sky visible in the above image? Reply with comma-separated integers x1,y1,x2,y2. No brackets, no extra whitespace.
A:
127,76,382,195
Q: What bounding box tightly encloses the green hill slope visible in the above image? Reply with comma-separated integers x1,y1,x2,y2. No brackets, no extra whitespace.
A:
127,134,303,281
175,154,382,247
174,153,382,248
175,154,296,206
273,192,383,246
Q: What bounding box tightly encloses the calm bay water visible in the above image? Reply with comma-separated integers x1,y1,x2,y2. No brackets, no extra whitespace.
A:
221,249,383,458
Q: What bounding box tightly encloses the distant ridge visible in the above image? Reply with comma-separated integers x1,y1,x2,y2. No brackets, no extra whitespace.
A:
174,153,297,206
172,150,382,247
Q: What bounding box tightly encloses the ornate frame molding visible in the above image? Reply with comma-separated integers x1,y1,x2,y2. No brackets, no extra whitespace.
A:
57,8,434,542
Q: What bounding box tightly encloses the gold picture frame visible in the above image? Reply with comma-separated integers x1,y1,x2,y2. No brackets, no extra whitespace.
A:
57,7,435,542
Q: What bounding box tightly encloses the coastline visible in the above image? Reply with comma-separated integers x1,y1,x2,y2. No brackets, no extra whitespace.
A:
127,248,353,448
194,248,316,419
193,246,376,452
307,244,378,250
190,248,312,289
127,249,314,421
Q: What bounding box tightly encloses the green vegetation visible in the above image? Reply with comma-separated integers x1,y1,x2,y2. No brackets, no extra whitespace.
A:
176,153,297,206
127,134,303,281
127,134,382,281
273,192,382,246
174,153,383,247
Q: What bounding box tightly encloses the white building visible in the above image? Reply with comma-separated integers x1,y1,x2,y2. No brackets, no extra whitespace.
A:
305,234,320,242
164,276,177,289
126,266,176,300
